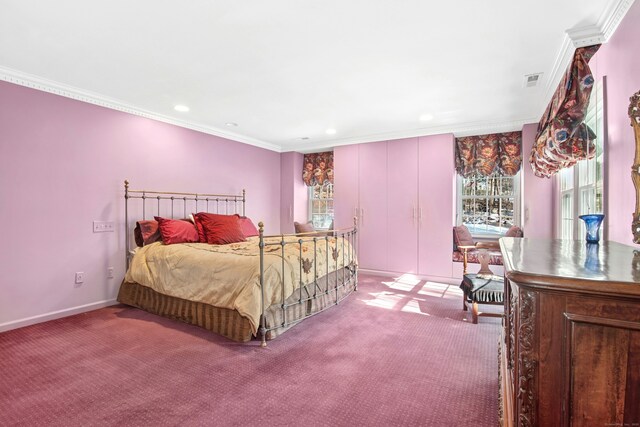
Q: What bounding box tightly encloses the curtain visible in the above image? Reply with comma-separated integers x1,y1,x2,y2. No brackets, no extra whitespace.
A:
455,131,522,178
529,45,600,178
303,151,334,186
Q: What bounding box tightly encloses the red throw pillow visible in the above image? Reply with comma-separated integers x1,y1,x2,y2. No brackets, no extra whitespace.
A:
195,212,246,245
134,220,162,247
192,215,207,243
154,216,199,245
236,215,259,238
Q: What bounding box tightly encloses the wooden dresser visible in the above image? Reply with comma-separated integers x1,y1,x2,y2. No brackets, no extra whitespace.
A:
499,238,640,427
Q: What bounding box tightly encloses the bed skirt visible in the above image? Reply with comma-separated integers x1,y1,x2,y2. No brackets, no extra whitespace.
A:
117,267,356,343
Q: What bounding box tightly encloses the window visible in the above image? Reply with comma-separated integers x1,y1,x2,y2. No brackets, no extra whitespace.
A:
457,173,520,236
557,80,605,240
308,183,334,229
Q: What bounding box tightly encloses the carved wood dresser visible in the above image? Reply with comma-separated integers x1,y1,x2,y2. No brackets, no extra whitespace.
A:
499,238,640,427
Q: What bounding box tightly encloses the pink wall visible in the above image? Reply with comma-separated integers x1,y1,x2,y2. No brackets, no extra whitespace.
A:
521,122,554,238
0,81,281,329
280,152,295,233
590,0,640,245
280,151,308,234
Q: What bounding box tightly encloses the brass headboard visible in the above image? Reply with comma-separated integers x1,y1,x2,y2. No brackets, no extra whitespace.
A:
123,179,246,267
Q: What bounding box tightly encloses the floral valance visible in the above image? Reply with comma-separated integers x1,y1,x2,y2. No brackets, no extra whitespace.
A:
455,131,522,178
303,151,334,186
529,45,600,178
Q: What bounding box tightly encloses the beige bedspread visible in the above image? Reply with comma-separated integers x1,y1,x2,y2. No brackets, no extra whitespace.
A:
125,235,355,334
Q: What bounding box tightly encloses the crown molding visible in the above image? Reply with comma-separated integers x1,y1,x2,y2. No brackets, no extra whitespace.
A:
0,65,282,153
599,0,636,41
285,118,537,153
567,25,606,48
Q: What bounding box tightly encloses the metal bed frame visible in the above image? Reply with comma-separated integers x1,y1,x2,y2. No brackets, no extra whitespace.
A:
123,180,358,347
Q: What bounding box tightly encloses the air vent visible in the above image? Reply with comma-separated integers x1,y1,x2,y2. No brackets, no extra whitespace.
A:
524,73,543,88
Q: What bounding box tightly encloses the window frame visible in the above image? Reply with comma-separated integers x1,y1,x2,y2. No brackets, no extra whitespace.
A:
308,183,334,230
456,172,522,238
558,167,575,240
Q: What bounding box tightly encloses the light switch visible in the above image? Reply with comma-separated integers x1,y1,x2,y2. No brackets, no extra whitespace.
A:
93,221,115,233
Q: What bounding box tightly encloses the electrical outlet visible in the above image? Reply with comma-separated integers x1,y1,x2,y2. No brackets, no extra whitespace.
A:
93,221,115,233
107,267,114,279
75,272,84,287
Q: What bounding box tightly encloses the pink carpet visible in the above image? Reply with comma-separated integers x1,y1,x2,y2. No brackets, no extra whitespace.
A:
0,274,500,426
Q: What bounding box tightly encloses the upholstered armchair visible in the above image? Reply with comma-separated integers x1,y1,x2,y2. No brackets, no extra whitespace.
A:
452,224,523,272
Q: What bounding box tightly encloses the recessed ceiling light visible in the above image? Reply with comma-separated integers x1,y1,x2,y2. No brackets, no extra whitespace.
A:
325,128,336,135
225,122,238,127
174,105,190,112
419,114,434,121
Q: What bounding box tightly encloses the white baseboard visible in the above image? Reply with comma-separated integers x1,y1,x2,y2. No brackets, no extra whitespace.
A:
358,268,461,286
0,299,119,333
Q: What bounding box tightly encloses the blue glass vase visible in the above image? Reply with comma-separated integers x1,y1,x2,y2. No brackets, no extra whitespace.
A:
578,214,605,243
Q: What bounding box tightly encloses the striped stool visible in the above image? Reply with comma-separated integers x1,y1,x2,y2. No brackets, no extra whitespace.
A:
460,274,505,324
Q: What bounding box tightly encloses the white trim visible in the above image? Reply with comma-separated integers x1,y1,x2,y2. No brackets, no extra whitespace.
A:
359,268,460,286
567,25,606,48
599,0,636,41
0,66,282,153
0,299,118,333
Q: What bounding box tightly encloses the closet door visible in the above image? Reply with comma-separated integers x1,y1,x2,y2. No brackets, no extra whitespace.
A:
333,144,359,229
386,138,419,273
358,141,388,270
418,134,455,278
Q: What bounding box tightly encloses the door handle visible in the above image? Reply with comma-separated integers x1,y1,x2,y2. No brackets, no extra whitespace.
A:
360,208,364,226
412,206,416,226
419,207,423,224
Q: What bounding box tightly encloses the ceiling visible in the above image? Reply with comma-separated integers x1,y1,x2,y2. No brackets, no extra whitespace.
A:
0,1,633,152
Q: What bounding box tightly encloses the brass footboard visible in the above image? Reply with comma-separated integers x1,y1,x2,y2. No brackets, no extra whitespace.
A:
257,219,358,347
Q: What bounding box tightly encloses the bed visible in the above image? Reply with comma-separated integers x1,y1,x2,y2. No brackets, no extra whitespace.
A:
117,180,358,346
